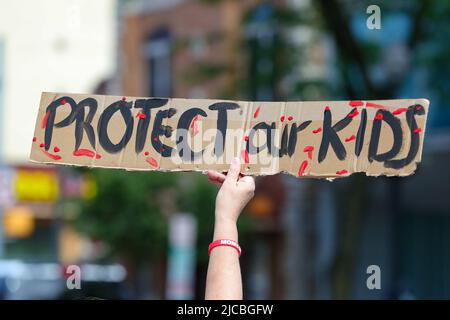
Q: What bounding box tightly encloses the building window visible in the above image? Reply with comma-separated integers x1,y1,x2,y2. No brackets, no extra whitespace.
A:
143,28,172,97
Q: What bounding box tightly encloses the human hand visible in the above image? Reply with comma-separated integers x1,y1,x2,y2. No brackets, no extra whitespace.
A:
207,157,255,224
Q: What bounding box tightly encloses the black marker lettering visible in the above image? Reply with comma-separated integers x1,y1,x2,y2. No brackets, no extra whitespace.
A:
44,96,77,150
151,108,176,157
98,100,134,154
279,125,289,157
208,102,240,157
355,108,367,156
72,98,98,151
384,104,425,169
286,121,311,157
318,108,355,162
248,122,278,155
368,110,403,163
134,98,168,154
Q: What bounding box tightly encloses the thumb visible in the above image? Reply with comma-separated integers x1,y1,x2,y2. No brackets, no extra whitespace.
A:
225,157,241,183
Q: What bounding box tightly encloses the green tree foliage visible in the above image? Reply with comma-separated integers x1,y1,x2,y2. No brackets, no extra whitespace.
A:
75,170,177,262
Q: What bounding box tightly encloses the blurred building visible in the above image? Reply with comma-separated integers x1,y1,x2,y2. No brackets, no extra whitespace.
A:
121,0,246,99
0,0,119,299
0,0,117,162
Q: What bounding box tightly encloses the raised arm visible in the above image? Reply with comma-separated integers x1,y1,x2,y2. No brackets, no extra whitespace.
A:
205,157,255,300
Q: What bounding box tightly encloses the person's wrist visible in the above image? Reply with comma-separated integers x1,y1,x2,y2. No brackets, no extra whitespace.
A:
214,209,238,225
213,212,238,241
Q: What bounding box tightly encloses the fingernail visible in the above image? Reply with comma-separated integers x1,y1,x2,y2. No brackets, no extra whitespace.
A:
232,157,240,165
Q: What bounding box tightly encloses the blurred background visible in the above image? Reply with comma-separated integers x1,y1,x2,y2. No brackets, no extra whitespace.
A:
0,0,449,299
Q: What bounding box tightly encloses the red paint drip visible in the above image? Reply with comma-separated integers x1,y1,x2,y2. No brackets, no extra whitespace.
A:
313,128,322,134
153,137,158,142
146,157,159,168
33,137,37,142
349,101,364,107
73,149,102,159
374,113,383,120
136,112,146,119
348,110,359,118
41,150,62,161
366,102,387,110
61,99,67,105
190,114,199,129
345,134,356,142
144,151,150,156
121,96,126,101
336,169,348,175
244,135,249,141
280,115,285,122
241,149,249,164
53,146,60,152
42,110,50,128
253,106,261,119
393,107,408,115
303,146,314,160
287,116,293,121
325,106,330,111
298,160,308,177
414,128,422,134
39,143,45,148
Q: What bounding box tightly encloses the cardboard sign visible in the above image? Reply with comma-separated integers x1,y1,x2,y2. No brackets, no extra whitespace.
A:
30,92,429,178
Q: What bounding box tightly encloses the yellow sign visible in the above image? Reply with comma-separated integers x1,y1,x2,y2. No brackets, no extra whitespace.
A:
15,169,59,202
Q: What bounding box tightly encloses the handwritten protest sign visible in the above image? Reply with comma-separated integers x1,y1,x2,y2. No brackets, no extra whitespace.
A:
30,92,429,178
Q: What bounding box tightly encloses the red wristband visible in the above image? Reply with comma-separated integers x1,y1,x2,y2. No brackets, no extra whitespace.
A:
208,239,242,257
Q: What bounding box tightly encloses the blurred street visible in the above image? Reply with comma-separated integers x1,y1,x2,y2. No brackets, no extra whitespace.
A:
0,0,449,299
